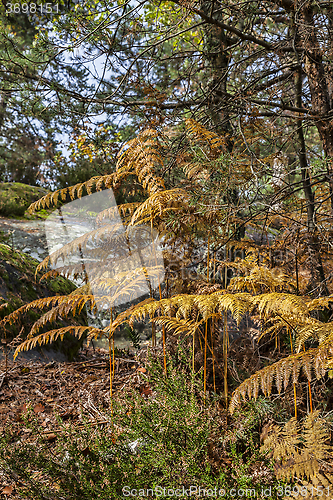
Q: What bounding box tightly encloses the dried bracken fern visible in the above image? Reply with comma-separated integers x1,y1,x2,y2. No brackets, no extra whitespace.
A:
228,265,296,293
129,188,189,226
28,174,118,213
229,340,333,414
95,202,141,225
14,325,105,358
132,292,252,325
116,129,165,196
185,118,226,151
261,411,332,482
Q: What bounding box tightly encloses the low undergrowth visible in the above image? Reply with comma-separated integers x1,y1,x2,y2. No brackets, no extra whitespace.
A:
0,354,284,500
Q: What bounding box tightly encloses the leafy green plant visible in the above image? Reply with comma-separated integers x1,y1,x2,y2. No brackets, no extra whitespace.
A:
0,355,282,499
124,324,141,349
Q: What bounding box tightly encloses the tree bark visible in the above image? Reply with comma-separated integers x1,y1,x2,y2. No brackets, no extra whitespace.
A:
301,3,333,210
294,69,316,231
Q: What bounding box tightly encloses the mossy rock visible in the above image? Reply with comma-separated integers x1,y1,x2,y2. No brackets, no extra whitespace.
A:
0,243,86,360
0,182,49,218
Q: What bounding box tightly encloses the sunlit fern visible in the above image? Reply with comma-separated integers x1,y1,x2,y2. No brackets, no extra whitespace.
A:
13,326,106,357
229,337,333,414
261,411,332,484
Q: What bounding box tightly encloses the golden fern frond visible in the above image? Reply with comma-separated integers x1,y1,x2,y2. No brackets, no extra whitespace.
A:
216,292,254,324
27,294,97,338
39,263,93,282
261,411,332,482
229,342,333,414
95,202,141,224
259,312,320,344
118,291,252,329
28,174,118,213
39,265,97,284
183,162,211,183
91,265,164,306
38,221,125,269
1,294,77,326
110,291,249,339
228,266,296,293
92,264,164,290
153,316,204,336
13,326,104,359
307,295,333,312
295,320,333,351
129,188,189,226
252,292,309,321
39,269,61,281
108,297,155,335
261,418,300,464
117,129,165,196
185,118,226,151
301,411,332,479
36,255,51,274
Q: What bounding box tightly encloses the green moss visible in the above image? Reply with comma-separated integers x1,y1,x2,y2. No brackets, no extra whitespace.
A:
0,243,87,359
0,244,11,256
48,276,76,294
0,182,49,218
21,282,38,301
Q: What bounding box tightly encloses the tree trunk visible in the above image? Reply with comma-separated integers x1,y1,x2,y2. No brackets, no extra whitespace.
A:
294,69,316,232
301,4,333,210
200,0,232,142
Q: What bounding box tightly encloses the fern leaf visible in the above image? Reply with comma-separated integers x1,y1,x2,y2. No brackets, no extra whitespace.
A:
14,326,103,359
252,292,309,321
96,202,141,224
185,118,226,151
116,129,165,196
1,294,75,326
129,189,189,226
154,316,204,337
28,174,117,213
261,411,332,482
229,343,333,414
27,294,97,338
117,292,252,329
229,266,296,293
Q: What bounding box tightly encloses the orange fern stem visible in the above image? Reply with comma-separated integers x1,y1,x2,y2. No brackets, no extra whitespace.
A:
211,318,216,393
289,327,297,419
207,234,210,282
204,319,208,402
109,307,114,419
151,219,166,373
223,311,228,406
303,344,313,413
192,329,195,374
203,235,211,401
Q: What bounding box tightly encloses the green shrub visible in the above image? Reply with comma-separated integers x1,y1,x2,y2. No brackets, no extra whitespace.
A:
0,355,282,499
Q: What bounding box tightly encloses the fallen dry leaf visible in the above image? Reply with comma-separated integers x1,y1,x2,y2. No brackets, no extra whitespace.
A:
2,485,13,495
137,367,146,373
139,385,152,397
33,404,45,413
43,432,57,442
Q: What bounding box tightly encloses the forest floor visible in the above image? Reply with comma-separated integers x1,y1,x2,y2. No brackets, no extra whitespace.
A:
0,344,152,497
